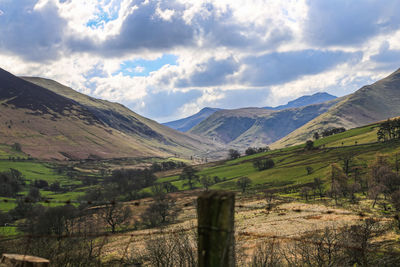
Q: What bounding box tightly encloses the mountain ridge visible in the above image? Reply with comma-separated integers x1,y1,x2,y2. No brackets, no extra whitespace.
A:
0,68,220,160
272,68,400,148
164,92,336,132
162,107,221,132
264,92,337,110
189,98,341,148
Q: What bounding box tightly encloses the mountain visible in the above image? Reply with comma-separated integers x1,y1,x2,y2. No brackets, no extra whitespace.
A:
273,68,400,148
189,98,341,148
0,67,218,160
163,107,220,132
264,92,337,110
164,93,336,132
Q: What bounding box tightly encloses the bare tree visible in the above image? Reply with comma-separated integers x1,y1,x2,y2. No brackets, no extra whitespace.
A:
141,194,179,227
300,187,312,201
145,228,197,267
249,238,282,267
100,203,132,233
340,219,384,266
340,154,354,175
265,190,275,210
312,177,324,199
329,163,348,204
237,177,252,193
284,226,343,267
199,175,214,191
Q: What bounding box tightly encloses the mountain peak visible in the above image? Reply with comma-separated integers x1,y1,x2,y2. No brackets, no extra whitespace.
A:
265,92,337,110
163,107,221,132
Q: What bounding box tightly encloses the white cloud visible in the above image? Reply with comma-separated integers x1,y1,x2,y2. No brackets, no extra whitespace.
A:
1,0,399,121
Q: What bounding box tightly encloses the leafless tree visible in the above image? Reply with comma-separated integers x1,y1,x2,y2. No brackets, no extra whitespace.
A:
200,175,213,191
145,228,197,267
249,238,282,267
141,193,179,227
99,203,132,233
237,177,252,193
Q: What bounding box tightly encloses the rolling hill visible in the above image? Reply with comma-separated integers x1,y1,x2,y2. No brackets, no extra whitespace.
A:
162,107,220,132
273,68,400,148
0,68,219,160
189,98,341,148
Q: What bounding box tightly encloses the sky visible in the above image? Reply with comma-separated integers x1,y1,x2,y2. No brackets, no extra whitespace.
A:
0,0,400,122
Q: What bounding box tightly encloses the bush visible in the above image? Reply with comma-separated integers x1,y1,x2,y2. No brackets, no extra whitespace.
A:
228,149,240,160
253,158,275,171
34,179,48,189
305,140,314,151
11,143,22,152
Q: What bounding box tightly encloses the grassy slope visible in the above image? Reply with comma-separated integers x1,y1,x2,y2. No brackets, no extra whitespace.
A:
0,106,163,160
273,68,400,148
0,76,220,160
160,121,400,193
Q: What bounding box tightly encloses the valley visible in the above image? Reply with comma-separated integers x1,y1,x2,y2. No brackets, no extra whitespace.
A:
0,67,400,265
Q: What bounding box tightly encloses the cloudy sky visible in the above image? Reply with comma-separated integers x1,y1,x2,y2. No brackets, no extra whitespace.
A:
1,0,400,122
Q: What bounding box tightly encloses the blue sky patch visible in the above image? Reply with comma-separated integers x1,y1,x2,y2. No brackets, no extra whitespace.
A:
113,54,178,77
86,0,121,28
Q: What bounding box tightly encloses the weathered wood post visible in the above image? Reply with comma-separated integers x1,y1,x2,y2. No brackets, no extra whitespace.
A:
197,191,235,267
0,254,49,267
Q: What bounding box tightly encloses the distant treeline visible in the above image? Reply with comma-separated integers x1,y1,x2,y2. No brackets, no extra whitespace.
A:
314,127,346,139
377,118,400,142
150,161,187,172
245,146,270,156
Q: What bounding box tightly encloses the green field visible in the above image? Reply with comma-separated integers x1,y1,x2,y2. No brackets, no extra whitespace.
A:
0,158,88,211
157,122,400,193
0,160,79,185
0,144,28,160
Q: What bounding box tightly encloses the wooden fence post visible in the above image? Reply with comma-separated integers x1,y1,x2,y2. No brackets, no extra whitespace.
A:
197,191,235,267
0,254,50,267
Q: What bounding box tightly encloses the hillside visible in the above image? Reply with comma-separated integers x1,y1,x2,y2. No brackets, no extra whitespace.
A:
157,119,392,192
189,98,341,148
162,107,220,132
264,92,337,110
0,68,218,160
273,68,400,148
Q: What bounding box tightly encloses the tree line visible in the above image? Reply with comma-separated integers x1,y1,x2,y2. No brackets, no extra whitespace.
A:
313,127,346,140
377,118,400,142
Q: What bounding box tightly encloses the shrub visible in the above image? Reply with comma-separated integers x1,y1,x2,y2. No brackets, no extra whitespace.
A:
253,158,275,171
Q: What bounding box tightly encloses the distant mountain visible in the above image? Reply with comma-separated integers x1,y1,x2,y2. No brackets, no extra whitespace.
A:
273,68,400,148
0,68,219,160
164,93,336,132
265,92,337,110
189,98,340,148
163,107,220,132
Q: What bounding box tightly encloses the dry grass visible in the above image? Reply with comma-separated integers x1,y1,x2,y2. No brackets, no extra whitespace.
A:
100,192,388,259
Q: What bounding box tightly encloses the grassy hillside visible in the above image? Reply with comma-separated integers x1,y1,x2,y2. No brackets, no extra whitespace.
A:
189,99,340,148
273,68,400,148
0,69,219,160
159,121,397,194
